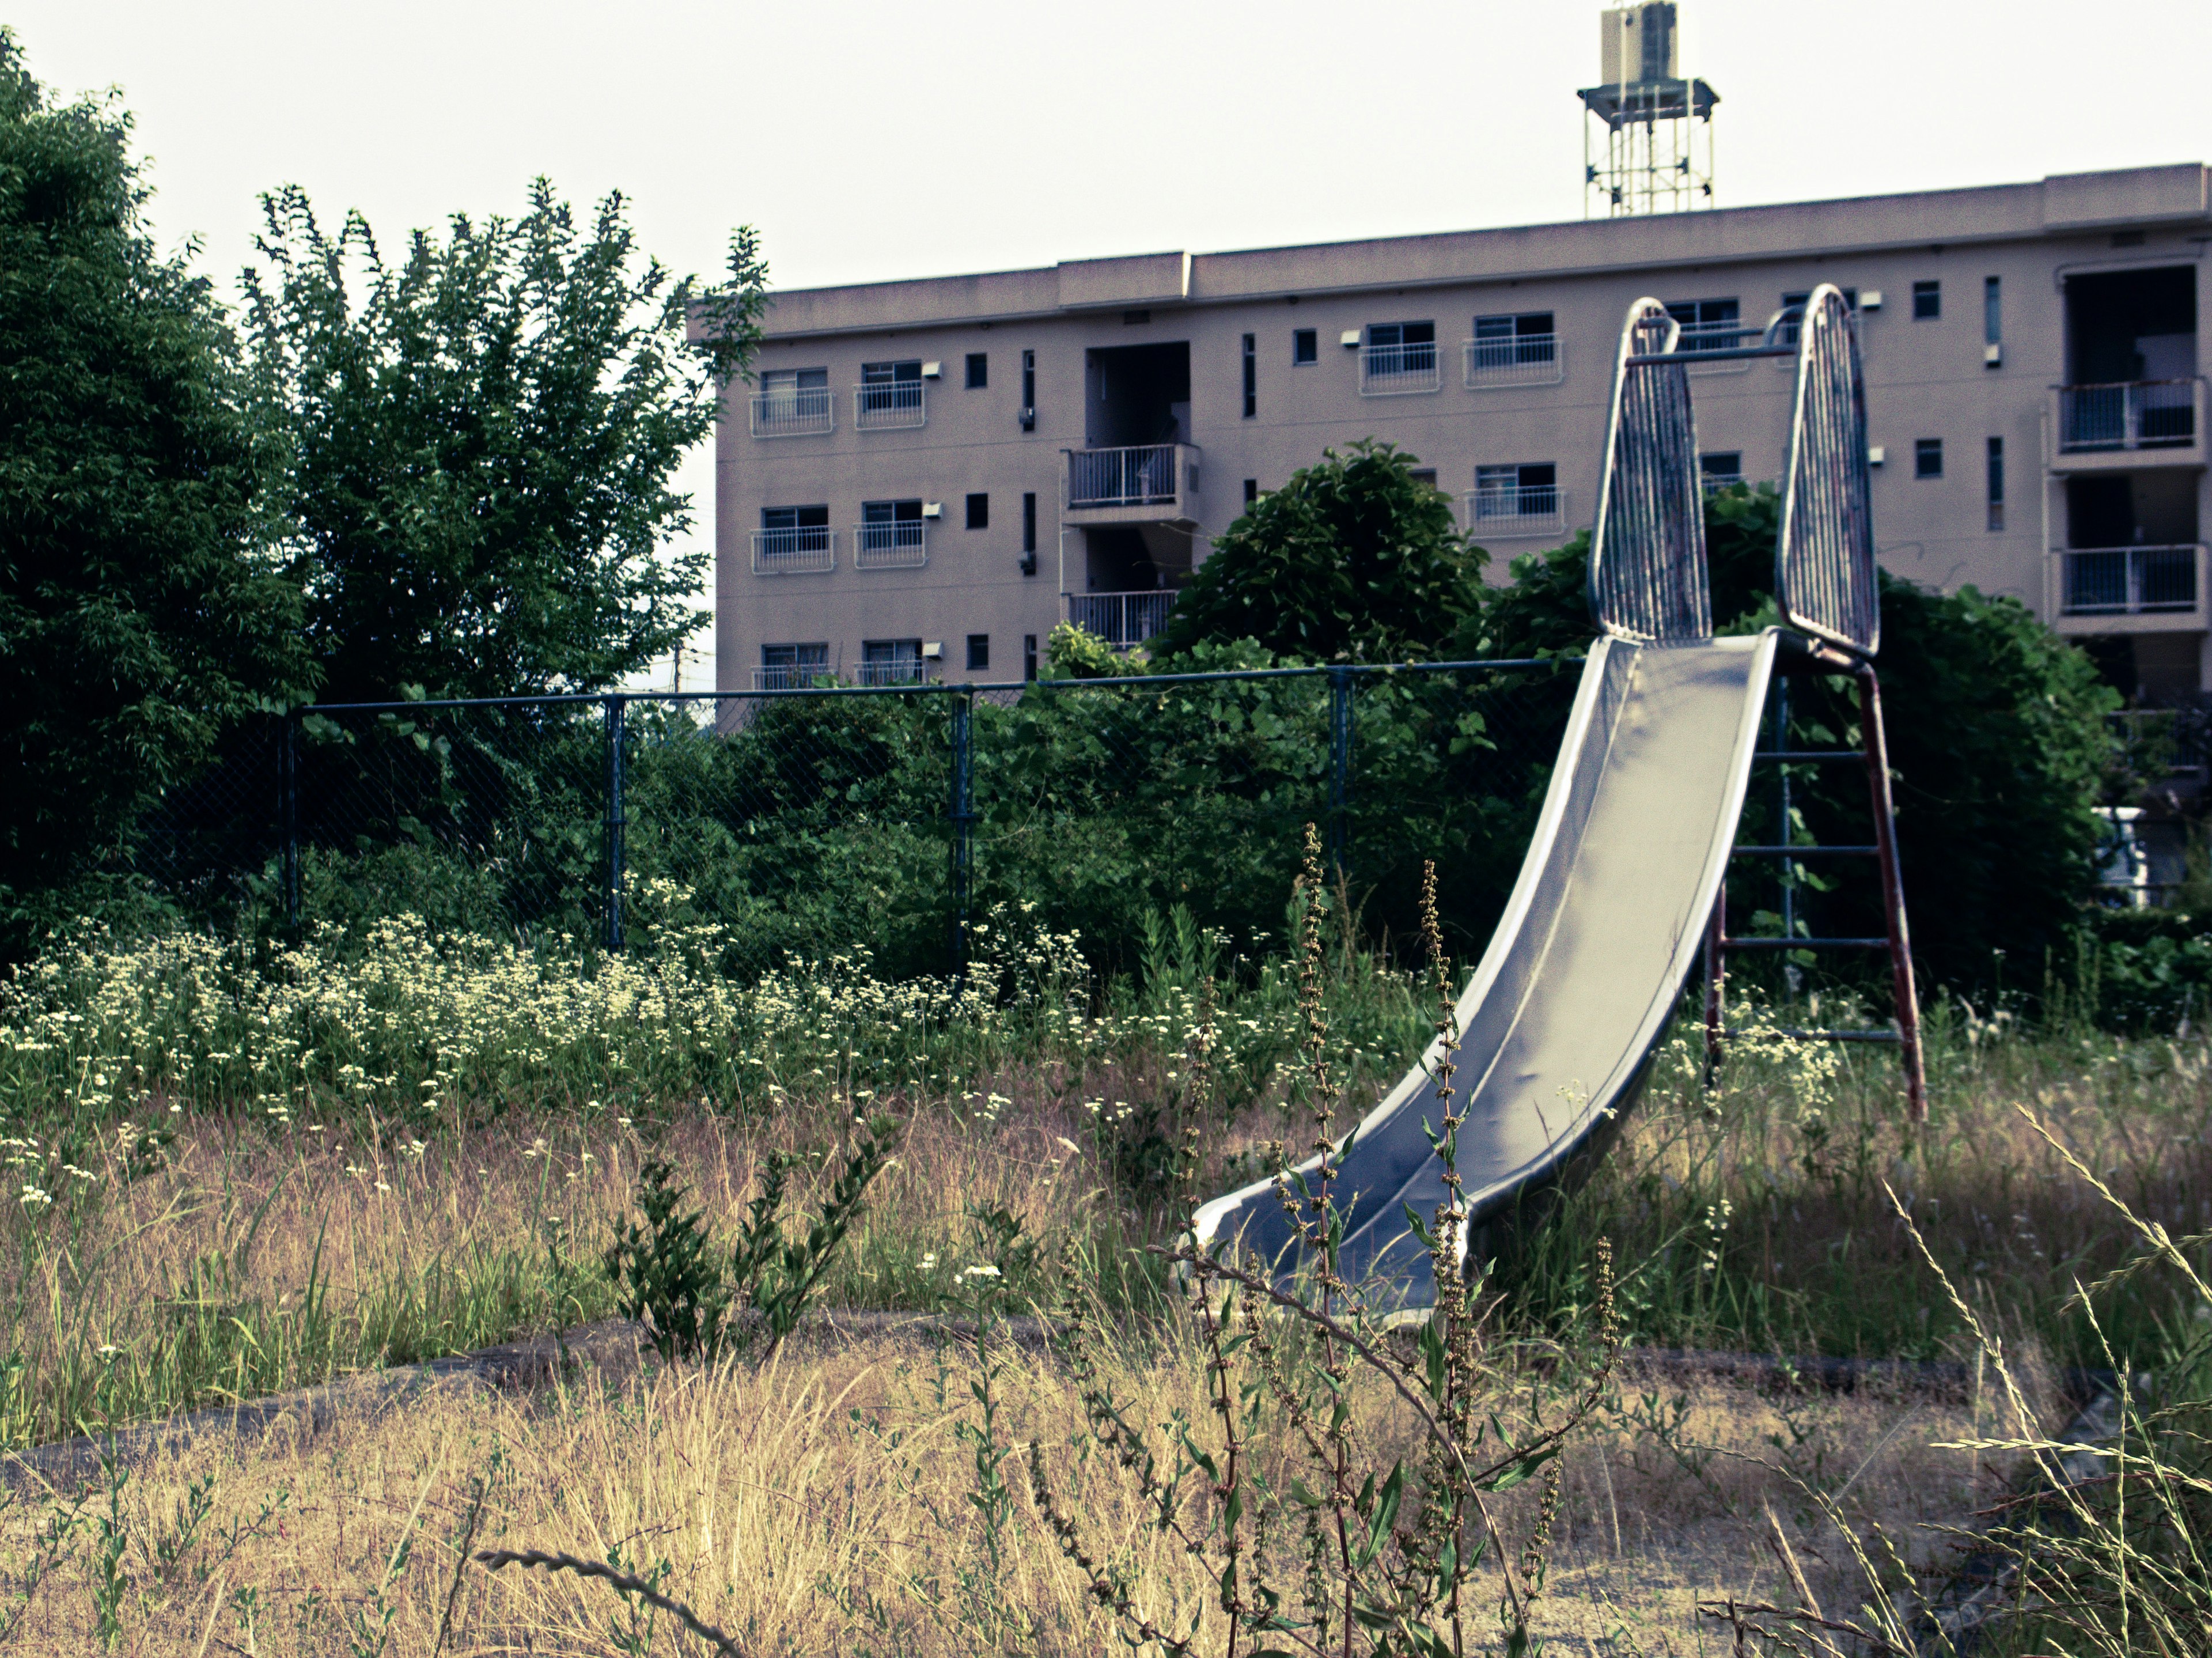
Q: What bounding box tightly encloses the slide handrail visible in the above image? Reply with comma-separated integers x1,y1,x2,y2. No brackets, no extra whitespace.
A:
1777,284,1880,656
1588,298,1712,645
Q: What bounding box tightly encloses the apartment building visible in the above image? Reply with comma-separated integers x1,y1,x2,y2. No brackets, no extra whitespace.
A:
710,162,2211,701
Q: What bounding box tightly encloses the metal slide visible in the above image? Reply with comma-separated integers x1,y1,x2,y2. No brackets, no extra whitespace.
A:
1193,631,1779,1310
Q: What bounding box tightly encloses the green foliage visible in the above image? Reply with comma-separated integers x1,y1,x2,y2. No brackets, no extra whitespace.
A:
242,184,767,702
0,35,308,921
603,1157,729,1363
1158,440,1485,664
1042,620,1135,679
604,1128,899,1362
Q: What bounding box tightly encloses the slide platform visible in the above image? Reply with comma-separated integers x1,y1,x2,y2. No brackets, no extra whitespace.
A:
1194,631,1779,1309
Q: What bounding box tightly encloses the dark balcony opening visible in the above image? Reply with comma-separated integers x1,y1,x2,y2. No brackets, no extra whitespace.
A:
2066,266,2195,386
2082,634,2202,705
1085,341,1191,449
1081,524,1198,593
2067,471,2200,548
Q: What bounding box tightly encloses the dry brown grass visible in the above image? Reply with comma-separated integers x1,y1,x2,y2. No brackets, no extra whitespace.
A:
0,1320,2056,1656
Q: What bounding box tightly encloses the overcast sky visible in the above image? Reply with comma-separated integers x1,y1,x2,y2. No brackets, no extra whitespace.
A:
10,0,2209,680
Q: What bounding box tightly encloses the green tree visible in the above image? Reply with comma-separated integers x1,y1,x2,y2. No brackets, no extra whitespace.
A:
0,34,308,917
1156,439,1484,664
243,183,767,702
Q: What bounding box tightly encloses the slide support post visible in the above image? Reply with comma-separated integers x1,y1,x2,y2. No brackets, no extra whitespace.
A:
1855,666,1927,1121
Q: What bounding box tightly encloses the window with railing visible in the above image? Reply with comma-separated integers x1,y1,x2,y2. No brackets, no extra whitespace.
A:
1064,591,1174,648
1665,297,1740,351
1066,445,1183,509
2062,546,2200,616
751,368,832,436
1465,312,1562,387
856,360,926,429
1468,464,1565,536
858,639,926,686
752,505,834,573
756,642,830,688
2058,381,2199,452
1361,321,1440,395
857,500,928,568
1699,452,1744,494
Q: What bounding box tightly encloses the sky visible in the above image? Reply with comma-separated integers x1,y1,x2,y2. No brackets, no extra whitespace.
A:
10,0,2210,682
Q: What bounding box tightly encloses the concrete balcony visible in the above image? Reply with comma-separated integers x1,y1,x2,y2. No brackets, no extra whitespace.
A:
1062,444,1200,526
2048,544,2207,634
1063,590,1175,649
2050,379,2204,472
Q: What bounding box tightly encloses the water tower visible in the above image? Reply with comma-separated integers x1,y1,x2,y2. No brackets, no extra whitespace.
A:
1579,3,1718,217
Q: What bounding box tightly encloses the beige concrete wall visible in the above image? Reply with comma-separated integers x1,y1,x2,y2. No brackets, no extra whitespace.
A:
709,166,2211,694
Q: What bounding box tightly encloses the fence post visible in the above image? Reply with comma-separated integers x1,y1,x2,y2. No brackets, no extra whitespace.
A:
281,710,300,930
948,689,975,972
605,694,627,952
1327,666,1354,883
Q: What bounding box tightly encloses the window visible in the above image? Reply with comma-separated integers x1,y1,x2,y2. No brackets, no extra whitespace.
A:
1912,281,1941,320
1472,463,1561,531
1243,478,1259,505
1915,438,1944,479
1021,491,1037,554
1023,634,1039,682
1472,312,1557,364
858,359,925,426
1984,276,2002,364
1986,436,2005,531
1241,333,1257,419
1699,452,1744,493
751,367,831,436
967,634,990,671
1665,297,1740,351
965,351,988,389
762,504,829,535
1466,312,1563,386
759,642,828,689
965,492,989,531
858,499,927,567
1362,320,1439,393
1292,328,1318,365
754,504,832,572
860,639,923,686
1408,468,1439,491
1021,349,1036,411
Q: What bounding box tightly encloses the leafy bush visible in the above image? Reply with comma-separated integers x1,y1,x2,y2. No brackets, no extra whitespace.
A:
1157,439,1484,664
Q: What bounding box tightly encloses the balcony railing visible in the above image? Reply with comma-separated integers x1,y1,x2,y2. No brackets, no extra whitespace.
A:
2056,380,2200,452
857,658,927,687
1064,590,1175,648
751,527,835,574
854,520,929,569
854,380,927,430
1360,341,1442,396
1465,486,1567,540
749,386,834,437
753,664,834,690
1463,334,1565,389
2059,545,2202,616
1066,444,1187,509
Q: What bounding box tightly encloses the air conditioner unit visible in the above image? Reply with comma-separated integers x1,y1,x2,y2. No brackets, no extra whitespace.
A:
921,501,943,518
921,641,942,660
1340,329,1362,349
1859,289,1884,311
921,360,942,378
1984,343,2003,367
1018,406,1036,431
1867,445,1886,467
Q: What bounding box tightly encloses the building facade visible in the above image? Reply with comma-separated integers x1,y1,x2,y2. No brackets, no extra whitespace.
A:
710,162,2211,700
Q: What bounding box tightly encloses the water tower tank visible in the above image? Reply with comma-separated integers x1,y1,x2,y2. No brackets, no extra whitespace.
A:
1600,3,1679,84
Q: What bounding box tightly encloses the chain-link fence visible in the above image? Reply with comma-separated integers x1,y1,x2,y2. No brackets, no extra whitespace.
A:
124,661,1588,976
